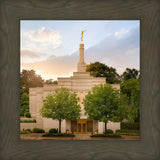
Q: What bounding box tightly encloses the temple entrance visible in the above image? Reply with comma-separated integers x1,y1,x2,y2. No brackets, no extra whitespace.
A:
71,120,93,133
77,119,87,133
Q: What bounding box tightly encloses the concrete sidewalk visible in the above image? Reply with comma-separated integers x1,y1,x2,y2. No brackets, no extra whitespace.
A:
20,133,140,140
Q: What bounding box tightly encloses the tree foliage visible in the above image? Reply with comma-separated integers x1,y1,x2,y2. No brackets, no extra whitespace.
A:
20,69,43,95
86,62,120,84
20,69,43,116
120,79,140,122
84,84,127,133
40,87,81,133
44,79,58,84
20,92,29,116
121,68,139,80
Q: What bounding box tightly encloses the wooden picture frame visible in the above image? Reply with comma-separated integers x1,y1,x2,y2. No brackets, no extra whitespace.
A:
0,0,160,159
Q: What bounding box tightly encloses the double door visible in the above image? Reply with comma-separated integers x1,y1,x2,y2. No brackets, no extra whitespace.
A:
71,120,93,133
77,120,87,133
78,123,86,132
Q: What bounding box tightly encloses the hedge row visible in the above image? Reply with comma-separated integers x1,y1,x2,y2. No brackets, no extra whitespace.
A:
20,119,36,123
49,128,58,133
116,129,140,133
43,133,75,137
33,128,45,133
21,128,45,134
106,129,113,134
121,122,140,130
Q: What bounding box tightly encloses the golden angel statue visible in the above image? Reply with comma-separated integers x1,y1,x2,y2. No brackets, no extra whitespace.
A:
81,29,87,42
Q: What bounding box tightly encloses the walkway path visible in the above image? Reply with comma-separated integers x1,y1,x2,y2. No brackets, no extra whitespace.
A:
20,133,140,140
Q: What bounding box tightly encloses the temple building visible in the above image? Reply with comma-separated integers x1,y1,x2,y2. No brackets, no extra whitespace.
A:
22,39,120,134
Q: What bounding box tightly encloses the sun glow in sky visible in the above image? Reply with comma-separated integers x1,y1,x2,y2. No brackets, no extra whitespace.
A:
20,20,140,80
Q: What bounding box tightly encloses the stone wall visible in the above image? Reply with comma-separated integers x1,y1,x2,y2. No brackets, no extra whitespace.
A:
107,121,120,133
98,121,120,133
66,120,71,132
43,118,59,133
20,123,37,131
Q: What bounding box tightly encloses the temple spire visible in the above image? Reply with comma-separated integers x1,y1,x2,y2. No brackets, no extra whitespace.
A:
77,42,86,72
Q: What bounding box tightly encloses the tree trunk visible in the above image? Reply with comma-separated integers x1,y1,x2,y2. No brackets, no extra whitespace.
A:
105,122,107,133
59,119,61,133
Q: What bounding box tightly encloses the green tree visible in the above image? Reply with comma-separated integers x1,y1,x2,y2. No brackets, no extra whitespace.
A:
20,69,43,117
40,87,81,133
20,69,43,95
44,79,58,84
120,79,140,122
84,84,126,133
20,92,29,116
121,68,139,80
86,62,120,84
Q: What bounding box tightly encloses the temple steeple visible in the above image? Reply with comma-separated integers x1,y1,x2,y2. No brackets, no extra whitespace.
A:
77,43,86,72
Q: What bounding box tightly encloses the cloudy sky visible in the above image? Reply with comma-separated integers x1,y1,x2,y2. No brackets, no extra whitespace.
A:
20,20,140,80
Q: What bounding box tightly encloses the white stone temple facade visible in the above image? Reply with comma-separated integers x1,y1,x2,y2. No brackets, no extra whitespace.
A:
26,42,120,134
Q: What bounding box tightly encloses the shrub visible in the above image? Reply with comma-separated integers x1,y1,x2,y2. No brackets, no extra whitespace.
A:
49,128,58,133
91,134,121,138
20,111,24,116
33,128,45,133
26,129,32,132
20,131,27,134
121,122,140,130
25,112,31,118
20,130,31,134
43,133,75,137
115,129,121,133
20,119,36,123
106,129,113,134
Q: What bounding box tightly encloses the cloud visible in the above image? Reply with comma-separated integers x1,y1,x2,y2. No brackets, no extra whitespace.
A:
21,49,41,58
21,54,78,77
20,49,51,63
22,27,62,53
21,25,139,79
84,26,140,73
114,29,129,39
